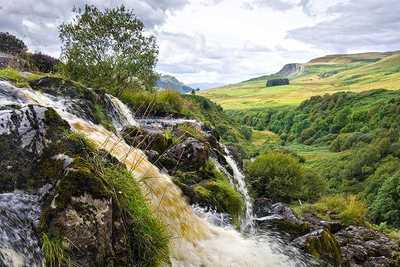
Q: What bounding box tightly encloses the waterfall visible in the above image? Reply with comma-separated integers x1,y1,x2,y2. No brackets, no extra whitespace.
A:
0,81,312,267
222,146,255,232
0,187,50,267
104,93,139,131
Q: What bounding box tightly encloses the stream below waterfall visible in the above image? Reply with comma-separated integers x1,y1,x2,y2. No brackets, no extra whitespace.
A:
0,80,320,267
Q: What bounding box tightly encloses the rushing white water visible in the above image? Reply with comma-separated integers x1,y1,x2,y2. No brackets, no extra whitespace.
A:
222,146,255,232
0,81,312,267
104,93,139,130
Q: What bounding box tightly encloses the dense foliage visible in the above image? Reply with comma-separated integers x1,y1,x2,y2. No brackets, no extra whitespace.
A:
0,32,27,55
29,53,59,73
231,89,400,228
246,151,327,202
59,5,158,95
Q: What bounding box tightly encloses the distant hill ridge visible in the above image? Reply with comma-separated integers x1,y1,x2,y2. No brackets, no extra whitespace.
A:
200,50,400,110
156,74,193,93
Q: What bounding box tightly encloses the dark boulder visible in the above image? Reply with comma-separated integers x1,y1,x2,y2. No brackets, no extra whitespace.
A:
161,137,209,171
0,105,70,193
266,78,289,87
122,126,172,154
255,201,310,238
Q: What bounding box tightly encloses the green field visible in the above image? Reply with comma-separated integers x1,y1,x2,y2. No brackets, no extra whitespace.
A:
200,52,400,110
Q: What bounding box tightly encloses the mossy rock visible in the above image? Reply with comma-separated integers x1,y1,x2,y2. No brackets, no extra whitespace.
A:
122,126,172,154
194,179,244,226
294,229,342,266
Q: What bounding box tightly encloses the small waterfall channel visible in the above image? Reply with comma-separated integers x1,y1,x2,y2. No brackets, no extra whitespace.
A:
0,81,315,267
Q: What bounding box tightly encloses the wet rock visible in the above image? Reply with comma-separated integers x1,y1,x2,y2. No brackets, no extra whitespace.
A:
335,226,400,266
162,137,209,171
302,212,343,233
256,202,310,237
29,77,100,123
293,229,342,266
0,105,70,193
254,198,274,218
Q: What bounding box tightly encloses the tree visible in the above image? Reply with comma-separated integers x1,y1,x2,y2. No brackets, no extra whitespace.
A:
0,32,27,55
59,5,159,95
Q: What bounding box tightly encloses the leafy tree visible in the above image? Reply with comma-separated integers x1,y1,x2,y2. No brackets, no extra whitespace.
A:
59,5,158,95
0,32,27,55
370,173,400,227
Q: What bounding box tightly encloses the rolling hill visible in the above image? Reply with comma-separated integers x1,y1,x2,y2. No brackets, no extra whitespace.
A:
200,51,400,110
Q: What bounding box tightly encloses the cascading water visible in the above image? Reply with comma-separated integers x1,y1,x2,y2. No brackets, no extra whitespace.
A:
221,146,255,232
0,81,314,267
0,185,51,267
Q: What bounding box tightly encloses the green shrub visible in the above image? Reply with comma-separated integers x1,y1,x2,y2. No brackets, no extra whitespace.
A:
295,195,367,225
246,151,305,202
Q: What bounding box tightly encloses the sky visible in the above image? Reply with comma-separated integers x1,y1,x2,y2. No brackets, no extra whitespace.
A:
1,0,399,86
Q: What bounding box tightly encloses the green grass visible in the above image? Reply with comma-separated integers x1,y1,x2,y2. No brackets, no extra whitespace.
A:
200,52,400,110
293,194,368,226
42,233,68,267
0,67,42,87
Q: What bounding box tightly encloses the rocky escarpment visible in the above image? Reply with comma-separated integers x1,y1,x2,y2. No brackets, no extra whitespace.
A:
275,63,304,78
254,199,400,266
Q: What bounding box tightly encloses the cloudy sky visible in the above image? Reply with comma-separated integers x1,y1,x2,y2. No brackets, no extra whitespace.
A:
1,0,399,86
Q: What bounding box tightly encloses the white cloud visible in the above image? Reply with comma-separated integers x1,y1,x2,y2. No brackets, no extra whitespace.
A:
0,0,398,85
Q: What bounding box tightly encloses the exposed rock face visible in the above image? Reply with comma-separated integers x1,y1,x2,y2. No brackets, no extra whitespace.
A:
335,226,399,266
29,77,101,123
266,78,289,87
0,105,69,193
254,199,400,267
122,125,172,154
275,63,304,77
163,137,209,171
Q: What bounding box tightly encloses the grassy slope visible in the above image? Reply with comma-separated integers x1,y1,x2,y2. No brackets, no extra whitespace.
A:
200,52,400,110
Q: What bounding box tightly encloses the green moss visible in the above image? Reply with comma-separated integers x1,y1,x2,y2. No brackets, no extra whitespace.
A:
0,67,42,87
176,123,206,142
304,230,342,266
195,179,244,226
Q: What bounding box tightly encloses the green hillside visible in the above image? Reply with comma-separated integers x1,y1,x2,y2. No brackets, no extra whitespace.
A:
200,51,400,110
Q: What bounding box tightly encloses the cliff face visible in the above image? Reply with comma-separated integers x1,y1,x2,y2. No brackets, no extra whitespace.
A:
275,63,304,78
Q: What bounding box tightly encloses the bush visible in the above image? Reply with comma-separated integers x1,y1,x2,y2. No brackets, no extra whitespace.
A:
296,195,367,226
29,53,59,73
246,151,305,202
0,32,27,55
239,126,252,140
